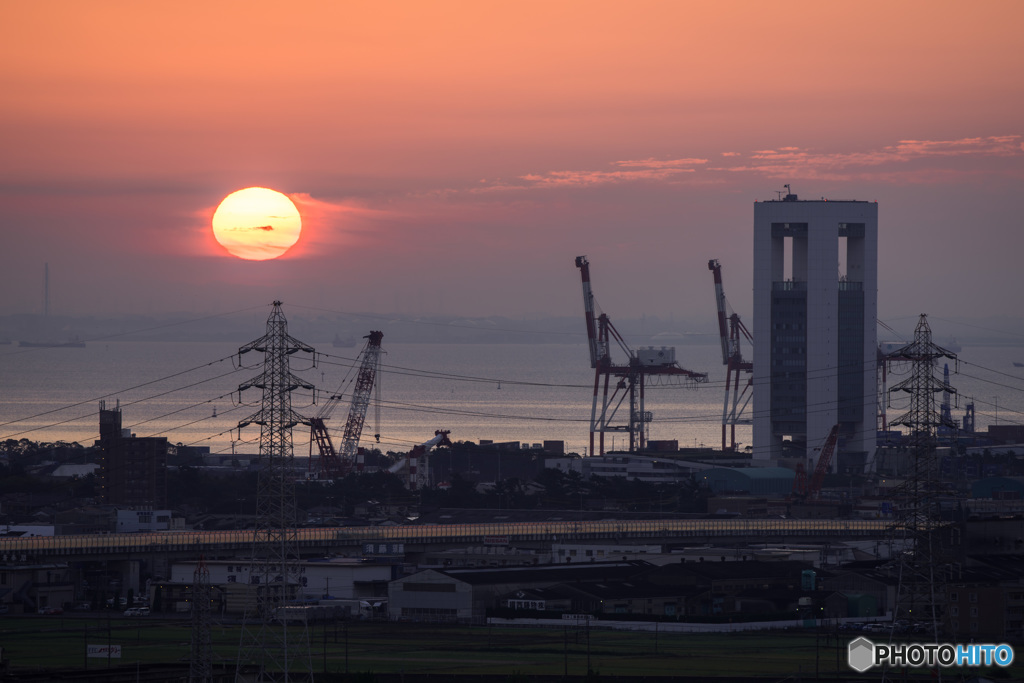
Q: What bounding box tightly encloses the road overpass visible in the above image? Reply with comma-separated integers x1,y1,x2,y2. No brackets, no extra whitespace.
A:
0,518,892,562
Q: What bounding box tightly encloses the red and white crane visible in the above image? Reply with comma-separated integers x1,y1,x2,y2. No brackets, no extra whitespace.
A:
708,259,754,452
575,256,708,455
388,430,452,490
309,330,384,479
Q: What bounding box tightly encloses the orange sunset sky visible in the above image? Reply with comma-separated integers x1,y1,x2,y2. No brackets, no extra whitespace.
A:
1,1,1022,329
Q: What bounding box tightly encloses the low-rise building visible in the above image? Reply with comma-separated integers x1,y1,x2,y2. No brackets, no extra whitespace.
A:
159,557,396,615
115,508,182,532
0,562,75,614
390,561,652,623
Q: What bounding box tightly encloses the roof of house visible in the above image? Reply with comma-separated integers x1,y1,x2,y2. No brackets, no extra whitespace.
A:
49,463,99,478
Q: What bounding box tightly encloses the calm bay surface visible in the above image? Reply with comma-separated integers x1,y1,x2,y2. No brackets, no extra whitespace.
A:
0,340,1021,458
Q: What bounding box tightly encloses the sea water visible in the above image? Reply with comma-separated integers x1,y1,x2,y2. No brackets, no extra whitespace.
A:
0,340,1021,458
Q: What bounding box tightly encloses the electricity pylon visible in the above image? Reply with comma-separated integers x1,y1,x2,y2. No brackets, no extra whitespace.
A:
190,555,213,683
884,314,958,681
235,302,315,682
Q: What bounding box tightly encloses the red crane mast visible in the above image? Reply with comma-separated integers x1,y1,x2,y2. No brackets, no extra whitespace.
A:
575,256,708,455
309,331,384,479
807,424,840,501
790,424,840,501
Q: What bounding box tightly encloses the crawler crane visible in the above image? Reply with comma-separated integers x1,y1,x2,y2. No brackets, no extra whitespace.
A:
790,424,840,501
309,331,384,479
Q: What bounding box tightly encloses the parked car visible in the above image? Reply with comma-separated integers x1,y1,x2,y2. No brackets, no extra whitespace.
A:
38,606,63,615
123,607,149,617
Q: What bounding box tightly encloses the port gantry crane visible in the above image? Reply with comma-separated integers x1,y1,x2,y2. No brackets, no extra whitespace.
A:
708,259,754,452
575,256,708,456
309,330,384,479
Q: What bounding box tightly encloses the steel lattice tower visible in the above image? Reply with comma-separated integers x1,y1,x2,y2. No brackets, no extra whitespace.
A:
885,314,957,675
190,555,213,683
235,302,315,682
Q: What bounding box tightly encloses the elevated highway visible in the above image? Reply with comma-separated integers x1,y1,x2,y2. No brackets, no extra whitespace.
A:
0,518,892,562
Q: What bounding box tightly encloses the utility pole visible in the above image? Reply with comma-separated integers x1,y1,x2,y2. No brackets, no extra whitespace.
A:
235,302,316,682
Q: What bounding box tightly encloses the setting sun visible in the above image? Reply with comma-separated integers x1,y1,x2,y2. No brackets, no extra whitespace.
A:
211,187,302,260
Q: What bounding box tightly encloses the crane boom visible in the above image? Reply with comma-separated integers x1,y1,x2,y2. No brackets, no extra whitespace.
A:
790,424,839,501
808,424,840,501
340,331,384,471
309,330,384,479
708,260,731,365
707,259,754,452
575,256,602,369
389,430,452,489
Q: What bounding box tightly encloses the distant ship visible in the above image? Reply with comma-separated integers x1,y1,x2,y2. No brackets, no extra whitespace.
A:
19,336,86,348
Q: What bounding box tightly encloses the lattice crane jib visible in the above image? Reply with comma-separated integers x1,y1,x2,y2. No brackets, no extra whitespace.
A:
309,331,384,479
575,256,708,455
235,302,315,683
340,331,384,472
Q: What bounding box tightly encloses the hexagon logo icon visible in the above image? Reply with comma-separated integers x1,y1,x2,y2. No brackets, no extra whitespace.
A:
848,636,875,672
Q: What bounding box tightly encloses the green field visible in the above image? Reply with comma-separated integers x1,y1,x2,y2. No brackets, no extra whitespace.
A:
0,615,1018,680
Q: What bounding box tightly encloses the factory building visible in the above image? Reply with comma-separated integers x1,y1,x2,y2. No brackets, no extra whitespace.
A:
753,192,877,473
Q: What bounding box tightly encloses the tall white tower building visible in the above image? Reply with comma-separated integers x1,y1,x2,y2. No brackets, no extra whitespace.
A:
753,192,877,473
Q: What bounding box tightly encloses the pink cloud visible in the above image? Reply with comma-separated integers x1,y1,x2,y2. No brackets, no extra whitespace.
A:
519,167,696,188
433,134,1022,197
717,135,1023,181
614,157,708,169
